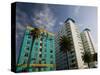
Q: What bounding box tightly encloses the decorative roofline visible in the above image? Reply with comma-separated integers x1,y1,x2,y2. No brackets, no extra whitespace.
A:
27,26,54,36
65,18,75,23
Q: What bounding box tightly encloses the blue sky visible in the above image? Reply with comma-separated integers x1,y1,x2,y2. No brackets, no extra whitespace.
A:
16,2,97,62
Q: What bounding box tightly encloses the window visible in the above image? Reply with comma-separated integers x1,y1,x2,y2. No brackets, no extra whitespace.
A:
34,53,37,58
71,59,75,63
28,35,31,39
49,38,53,40
78,42,82,44
50,61,53,64
23,59,27,64
44,49,46,52
39,60,41,64
50,55,53,58
27,41,30,44
71,64,76,67
35,47,38,50
24,52,28,57
31,58,36,63
35,42,38,45
80,48,83,50
39,54,42,58
40,43,42,46
44,68,46,70
40,48,42,51
50,50,53,53
26,46,30,50
31,58,35,60
42,59,45,61
40,38,43,41
66,22,70,25
44,44,46,47
44,61,46,64
41,33,43,36
42,59,46,64
70,50,74,54
50,67,53,70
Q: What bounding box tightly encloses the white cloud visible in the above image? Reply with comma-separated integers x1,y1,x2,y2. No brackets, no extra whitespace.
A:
16,8,31,41
75,6,80,14
16,22,25,31
74,6,81,17
16,5,57,41
16,34,19,39
74,6,81,14
16,21,26,40
59,22,64,26
32,5,56,32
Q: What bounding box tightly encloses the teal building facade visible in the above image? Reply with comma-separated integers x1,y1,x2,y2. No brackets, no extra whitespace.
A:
16,26,56,72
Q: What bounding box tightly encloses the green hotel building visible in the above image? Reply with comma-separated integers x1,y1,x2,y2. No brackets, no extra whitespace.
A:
16,26,56,72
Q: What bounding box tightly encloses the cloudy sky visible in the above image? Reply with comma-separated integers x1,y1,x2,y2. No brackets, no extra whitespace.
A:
16,2,97,62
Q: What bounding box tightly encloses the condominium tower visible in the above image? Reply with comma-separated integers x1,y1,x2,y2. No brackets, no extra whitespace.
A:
55,18,86,70
81,28,97,68
16,26,56,72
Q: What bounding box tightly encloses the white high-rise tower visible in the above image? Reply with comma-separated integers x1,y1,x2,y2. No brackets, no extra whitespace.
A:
56,18,86,70
81,28,97,68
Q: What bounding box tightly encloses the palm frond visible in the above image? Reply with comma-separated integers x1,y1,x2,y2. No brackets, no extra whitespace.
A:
60,36,71,51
